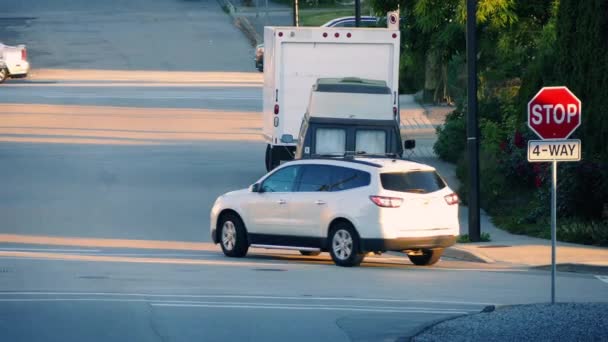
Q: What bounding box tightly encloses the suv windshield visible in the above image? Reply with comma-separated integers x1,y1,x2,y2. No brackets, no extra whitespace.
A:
380,171,446,194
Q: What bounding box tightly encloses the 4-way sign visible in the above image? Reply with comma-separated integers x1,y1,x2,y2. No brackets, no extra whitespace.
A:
526,86,582,305
528,86,581,140
528,139,581,162
527,86,582,162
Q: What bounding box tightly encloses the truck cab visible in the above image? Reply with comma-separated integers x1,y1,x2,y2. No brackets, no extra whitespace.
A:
295,78,407,159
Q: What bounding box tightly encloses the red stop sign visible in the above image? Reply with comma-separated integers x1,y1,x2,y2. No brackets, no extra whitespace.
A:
528,86,581,139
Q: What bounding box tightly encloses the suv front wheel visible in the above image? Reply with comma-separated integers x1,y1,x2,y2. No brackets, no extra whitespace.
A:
219,213,249,258
0,68,7,83
329,223,364,267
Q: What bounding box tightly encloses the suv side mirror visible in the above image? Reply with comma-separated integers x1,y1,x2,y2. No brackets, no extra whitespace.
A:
250,183,262,193
404,139,416,150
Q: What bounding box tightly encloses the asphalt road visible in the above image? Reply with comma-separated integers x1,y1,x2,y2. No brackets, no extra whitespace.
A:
1,0,607,341
0,0,253,71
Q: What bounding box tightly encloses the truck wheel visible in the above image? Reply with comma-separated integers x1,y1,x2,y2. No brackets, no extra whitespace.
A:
265,146,282,171
265,145,272,171
0,69,7,83
408,248,444,266
269,148,281,170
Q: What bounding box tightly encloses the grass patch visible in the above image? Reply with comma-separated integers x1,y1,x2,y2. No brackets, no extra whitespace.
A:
457,233,491,243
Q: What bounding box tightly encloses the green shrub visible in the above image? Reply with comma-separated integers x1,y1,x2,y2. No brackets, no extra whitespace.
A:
433,108,465,163
557,220,608,246
457,232,492,243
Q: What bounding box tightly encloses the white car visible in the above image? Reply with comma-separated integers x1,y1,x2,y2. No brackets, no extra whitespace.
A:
0,43,30,83
210,157,459,267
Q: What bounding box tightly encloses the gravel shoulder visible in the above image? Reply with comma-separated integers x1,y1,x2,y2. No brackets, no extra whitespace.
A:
412,303,608,342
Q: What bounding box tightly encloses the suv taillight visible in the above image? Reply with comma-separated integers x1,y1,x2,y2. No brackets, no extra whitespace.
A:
21,48,27,61
370,196,403,208
444,193,459,205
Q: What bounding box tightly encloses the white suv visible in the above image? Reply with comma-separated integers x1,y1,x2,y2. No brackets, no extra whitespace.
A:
210,158,459,267
0,43,29,83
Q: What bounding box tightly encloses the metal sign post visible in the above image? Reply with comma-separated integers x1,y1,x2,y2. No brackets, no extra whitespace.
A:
466,0,481,242
528,142,580,304
527,86,582,305
551,159,556,304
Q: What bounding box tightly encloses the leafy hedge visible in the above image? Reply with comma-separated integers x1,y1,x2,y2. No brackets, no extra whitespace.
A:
375,0,608,245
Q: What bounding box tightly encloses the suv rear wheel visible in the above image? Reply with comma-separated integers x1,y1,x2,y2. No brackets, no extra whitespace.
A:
329,223,364,267
408,248,444,266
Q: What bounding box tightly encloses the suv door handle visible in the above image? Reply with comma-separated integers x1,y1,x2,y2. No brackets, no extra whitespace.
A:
277,199,287,205
315,200,326,205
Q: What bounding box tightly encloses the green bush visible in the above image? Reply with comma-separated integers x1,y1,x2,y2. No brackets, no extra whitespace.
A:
457,232,492,243
433,108,465,163
384,0,608,245
557,220,608,247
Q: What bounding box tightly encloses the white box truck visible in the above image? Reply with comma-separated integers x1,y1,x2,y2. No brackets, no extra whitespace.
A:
262,25,401,170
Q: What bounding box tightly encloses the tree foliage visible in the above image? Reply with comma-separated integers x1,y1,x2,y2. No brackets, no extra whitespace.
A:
370,0,608,240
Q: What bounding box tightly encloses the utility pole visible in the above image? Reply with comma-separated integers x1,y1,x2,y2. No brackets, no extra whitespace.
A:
355,0,361,27
293,0,299,26
466,0,481,242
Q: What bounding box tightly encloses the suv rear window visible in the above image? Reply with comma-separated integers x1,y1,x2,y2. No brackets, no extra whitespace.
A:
380,171,446,193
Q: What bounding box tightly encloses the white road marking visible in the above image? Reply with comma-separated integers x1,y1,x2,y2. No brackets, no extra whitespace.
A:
0,249,525,272
0,292,497,306
3,83,263,88
40,94,260,100
151,303,470,314
596,275,608,284
86,252,221,258
0,297,472,314
0,248,100,253
0,250,220,258
429,267,528,273
0,298,469,312
0,251,296,268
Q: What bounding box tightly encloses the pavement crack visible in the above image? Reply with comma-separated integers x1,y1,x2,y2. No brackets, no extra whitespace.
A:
147,302,169,342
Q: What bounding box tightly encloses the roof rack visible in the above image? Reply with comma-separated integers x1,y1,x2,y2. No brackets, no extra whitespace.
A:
307,154,383,168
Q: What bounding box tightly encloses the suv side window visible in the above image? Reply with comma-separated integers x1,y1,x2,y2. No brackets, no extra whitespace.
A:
296,165,333,192
262,166,300,192
332,20,354,27
330,166,371,191
361,20,379,27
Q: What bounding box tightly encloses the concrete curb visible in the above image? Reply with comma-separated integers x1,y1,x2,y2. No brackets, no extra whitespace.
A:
216,0,260,47
444,245,496,264
404,304,511,341
532,263,608,275
400,312,469,342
